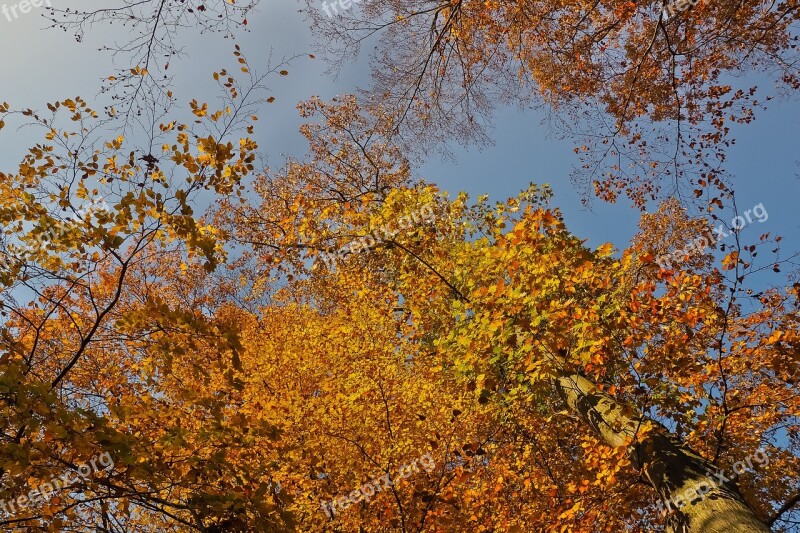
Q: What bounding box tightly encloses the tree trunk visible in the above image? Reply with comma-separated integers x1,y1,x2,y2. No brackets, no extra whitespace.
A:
555,373,771,533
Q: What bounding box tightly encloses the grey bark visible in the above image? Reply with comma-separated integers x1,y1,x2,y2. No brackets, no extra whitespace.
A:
555,373,770,532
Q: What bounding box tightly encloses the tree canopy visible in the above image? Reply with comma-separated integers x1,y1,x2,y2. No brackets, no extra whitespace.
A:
305,0,800,206
1,1,799,532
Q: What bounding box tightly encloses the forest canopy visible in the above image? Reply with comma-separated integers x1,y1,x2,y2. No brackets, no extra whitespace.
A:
0,1,798,532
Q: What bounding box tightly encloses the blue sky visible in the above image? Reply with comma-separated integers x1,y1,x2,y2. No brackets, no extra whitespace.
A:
1,0,797,265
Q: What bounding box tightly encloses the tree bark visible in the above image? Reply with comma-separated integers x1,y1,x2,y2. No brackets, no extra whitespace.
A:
555,373,771,533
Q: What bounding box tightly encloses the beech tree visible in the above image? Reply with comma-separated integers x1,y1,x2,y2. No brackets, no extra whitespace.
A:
0,92,798,530
212,99,798,530
1,3,798,532
304,0,800,206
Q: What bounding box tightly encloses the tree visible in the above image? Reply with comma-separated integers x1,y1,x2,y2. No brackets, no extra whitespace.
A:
211,100,799,531
304,0,800,207
1,18,798,533
37,0,800,208
0,89,261,529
